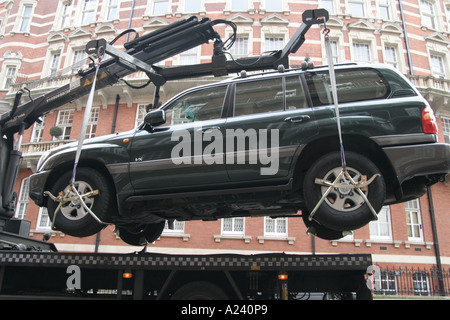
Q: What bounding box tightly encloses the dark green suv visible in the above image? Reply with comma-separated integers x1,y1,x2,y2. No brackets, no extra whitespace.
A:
29,64,450,244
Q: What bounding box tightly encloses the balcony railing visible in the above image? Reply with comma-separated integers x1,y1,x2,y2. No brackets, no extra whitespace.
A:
406,74,450,94
20,140,75,157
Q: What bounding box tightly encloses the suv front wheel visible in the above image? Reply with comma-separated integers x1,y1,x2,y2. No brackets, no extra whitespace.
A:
46,168,113,237
303,151,386,232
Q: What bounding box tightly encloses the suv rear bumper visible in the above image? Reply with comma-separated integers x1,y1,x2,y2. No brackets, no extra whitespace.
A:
383,143,450,184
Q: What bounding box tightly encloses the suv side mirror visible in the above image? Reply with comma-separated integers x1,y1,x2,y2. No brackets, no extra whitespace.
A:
144,110,166,127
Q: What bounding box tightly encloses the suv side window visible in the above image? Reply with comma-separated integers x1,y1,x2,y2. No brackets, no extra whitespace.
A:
234,78,284,117
306,68,390,106
285,76,308,110
162,85,227,126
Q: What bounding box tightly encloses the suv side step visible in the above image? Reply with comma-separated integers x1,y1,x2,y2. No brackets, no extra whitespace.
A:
125,179,294,203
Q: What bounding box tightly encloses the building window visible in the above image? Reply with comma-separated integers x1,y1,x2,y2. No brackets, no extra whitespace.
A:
330,40,339,64
232,0,248,11
265,36,284,52
353,42,371,62
369,206,392,239
31,115,46,143
85,107,99,139
264,217,287,237
413,272,430,296
222,218,245,235
20,5,33,32
348,0,365,17
135,104,148,127
55,109,74,140
49,52,61,77
37,207,52,231
3,66,16,89
385,46,398,68
405,199,423,241
163,220,185,234
374,271,397,295
442,116,450,144
15,178,30,220
60,2,72,29
153,0,169,16
322,0,335,14
430,54,447,78
179,47,198,65
82,0,97,25
107,0,119,20
265,0,282,11
184,0,201,13
378,0,391,20
230,36,249,57
420,0,436,29
71,49,88,74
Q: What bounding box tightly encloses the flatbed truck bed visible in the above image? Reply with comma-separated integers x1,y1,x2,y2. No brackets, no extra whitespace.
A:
0,251,373,300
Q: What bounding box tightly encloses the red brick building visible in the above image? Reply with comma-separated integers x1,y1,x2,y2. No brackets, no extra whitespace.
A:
1,0,449,296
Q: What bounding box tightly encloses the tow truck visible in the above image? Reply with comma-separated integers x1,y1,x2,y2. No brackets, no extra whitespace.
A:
0,9,374,300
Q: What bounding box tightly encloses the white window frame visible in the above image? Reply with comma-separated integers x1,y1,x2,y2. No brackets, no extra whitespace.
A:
85,106,99,139
369,206,392,240
352,42,371,63
19,4,33,33
347,0,366,17
221,218,245,236
321,0,337,15
264,217,288,238
378,0,392,20
49,52,62,77
162,220,185,235
430,53,447,79
36,207,52,231
55,109,74,140
264,0,284,12
31,115,46,143
81,0,98,25
264,35,285,52
420,0,437,30
442,116,450,144
106,0,120,21
180,0,204,13
151,0,170,16
405,199,423,242
384,45,398,69
59,1,72,29
229,35,249,57
135,104,148,127
15,178,30,220
3,65,16,89
413,272,430,296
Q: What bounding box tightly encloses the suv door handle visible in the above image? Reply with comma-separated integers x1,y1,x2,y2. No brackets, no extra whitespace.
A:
284,115,311,123
196,126,221,133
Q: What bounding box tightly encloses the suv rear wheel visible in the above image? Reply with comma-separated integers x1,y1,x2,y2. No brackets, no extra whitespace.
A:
303,152,385,231
46,168,112,237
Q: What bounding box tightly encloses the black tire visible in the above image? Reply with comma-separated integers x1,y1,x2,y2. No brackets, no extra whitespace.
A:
303,152,385,231
47,168,112,237
171,281,229,300
302,210,348,241
118,222,165,246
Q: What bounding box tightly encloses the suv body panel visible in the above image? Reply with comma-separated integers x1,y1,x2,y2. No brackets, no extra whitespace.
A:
29,64,450,224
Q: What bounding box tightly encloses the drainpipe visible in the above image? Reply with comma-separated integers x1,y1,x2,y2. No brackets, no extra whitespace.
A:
427,186,445,296
111,94,120,134
399,0,414,76
126,0,136,42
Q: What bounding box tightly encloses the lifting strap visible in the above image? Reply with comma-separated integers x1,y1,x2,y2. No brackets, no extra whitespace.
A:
308,23,379,223
46,55,108,228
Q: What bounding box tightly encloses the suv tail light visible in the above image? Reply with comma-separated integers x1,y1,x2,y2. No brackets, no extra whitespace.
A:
422,105,438,135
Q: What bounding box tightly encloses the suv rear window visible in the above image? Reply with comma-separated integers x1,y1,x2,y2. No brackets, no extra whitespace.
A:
306,68,390,106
